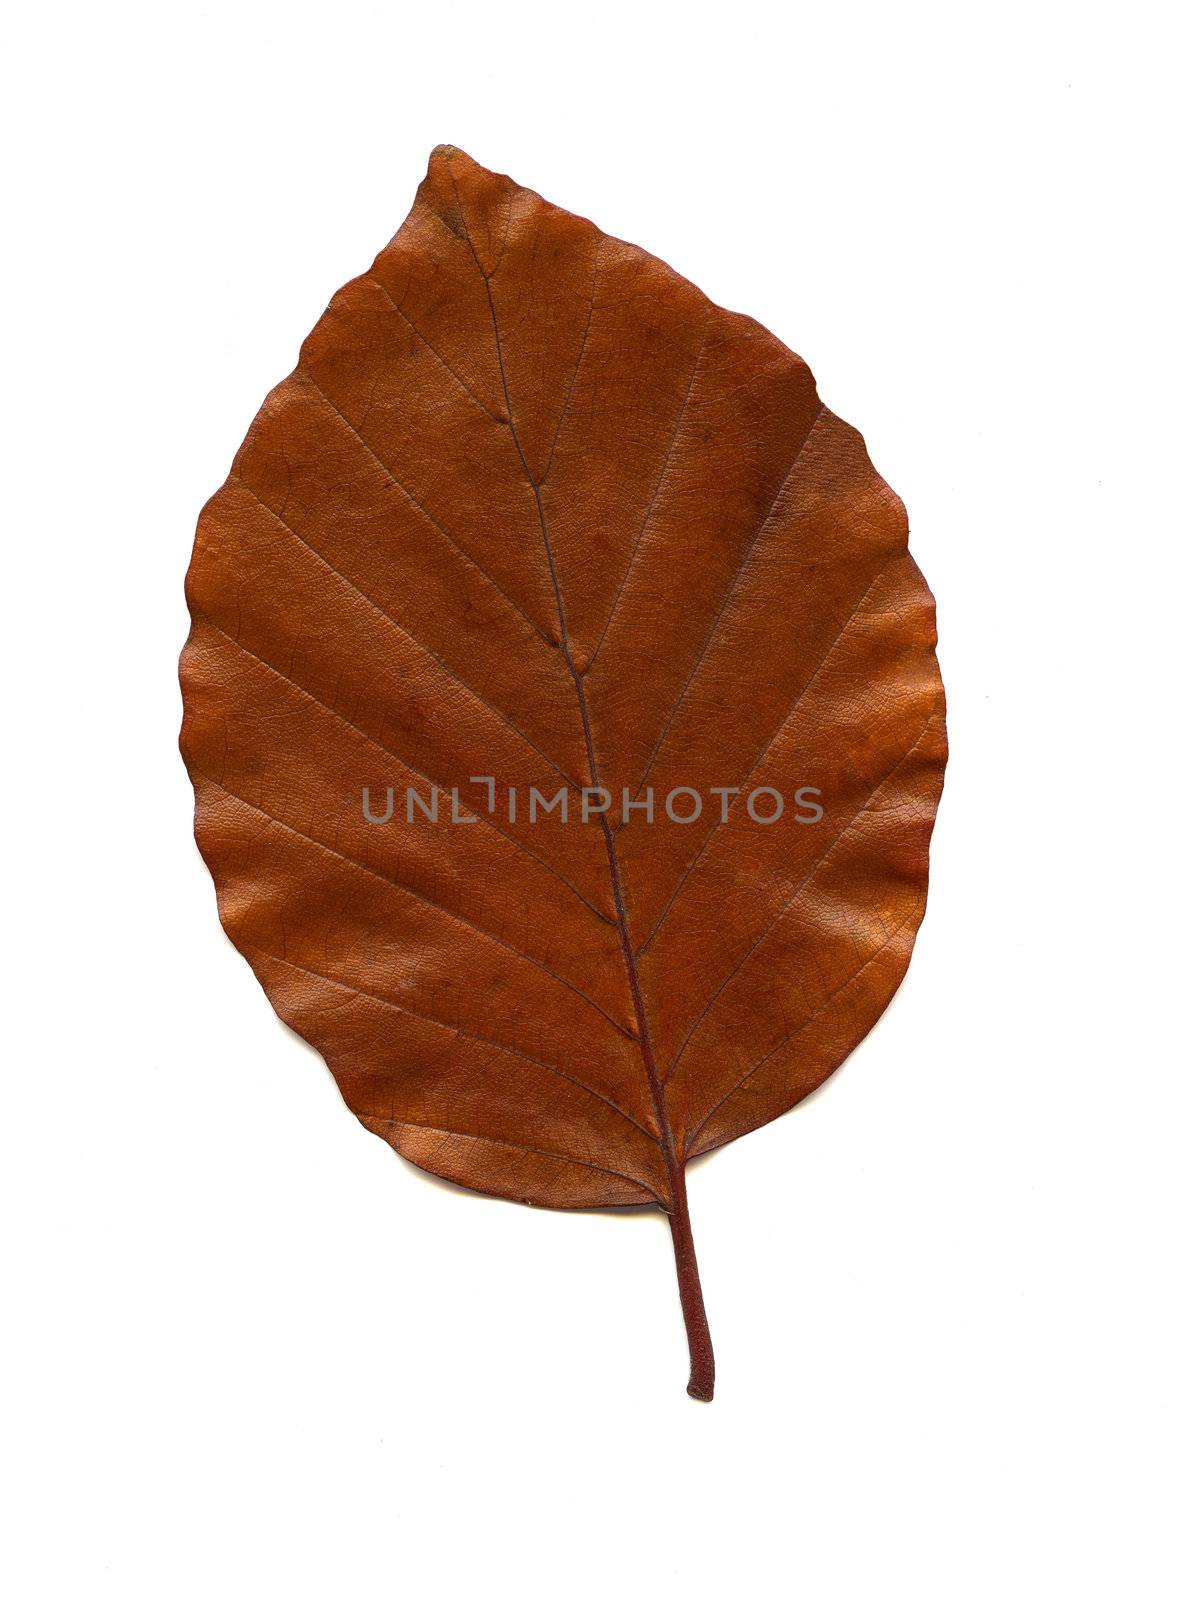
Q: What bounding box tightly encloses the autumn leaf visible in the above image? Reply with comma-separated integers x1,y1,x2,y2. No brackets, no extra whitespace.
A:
180,145,946,1401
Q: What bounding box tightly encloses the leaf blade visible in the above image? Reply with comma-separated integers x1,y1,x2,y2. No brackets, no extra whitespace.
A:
181,145,946,1398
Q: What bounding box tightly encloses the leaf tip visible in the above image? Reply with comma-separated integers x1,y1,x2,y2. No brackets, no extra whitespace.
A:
428,143,475,177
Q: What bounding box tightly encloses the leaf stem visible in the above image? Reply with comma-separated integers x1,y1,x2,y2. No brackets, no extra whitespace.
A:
668,1161,716,1401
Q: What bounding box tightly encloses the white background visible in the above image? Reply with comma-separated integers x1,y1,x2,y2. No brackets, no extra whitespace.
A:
4,3,1174,1595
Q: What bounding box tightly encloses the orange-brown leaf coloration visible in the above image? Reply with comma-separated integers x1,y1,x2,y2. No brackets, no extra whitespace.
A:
180,146,946,1400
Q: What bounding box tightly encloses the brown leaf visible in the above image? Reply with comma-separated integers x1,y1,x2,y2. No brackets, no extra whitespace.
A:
180,145,946,1401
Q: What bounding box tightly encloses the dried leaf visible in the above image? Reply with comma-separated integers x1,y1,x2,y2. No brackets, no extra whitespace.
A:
180,146,946,1400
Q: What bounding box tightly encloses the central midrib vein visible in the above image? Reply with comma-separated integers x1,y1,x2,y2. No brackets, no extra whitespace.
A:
474,265,681,1200
452,179,715,1395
